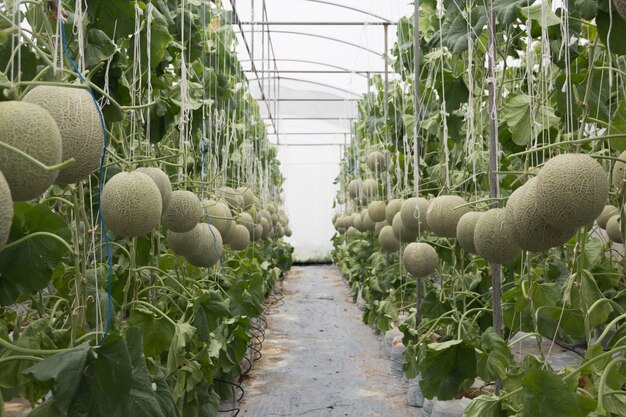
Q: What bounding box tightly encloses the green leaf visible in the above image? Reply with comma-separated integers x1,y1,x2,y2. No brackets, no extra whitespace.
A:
518,3,561,27
166,322,196,375
492,0,527,24
463,395,504,417
23,346,91,414
0,204,71,300
89,335,133,417
85,28,116,68
574,0,598,20
596,10,626,56
477,327,513,381
419,340,477,400
86,0,136,40
580,271,613,329
521,369,583,417
502,94,560,146
128,309,175,358
440,6,487,54
193,290,230,342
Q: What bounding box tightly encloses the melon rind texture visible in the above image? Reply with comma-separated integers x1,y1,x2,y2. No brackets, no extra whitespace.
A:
385,199,403,225
597,205,619,230
368,201,387,223
0,171,13,252
229,224,251,250
136,167,172,212
456,212,482,254
401,197,430,233
379,225,400,253
606,215,623,243
403,242,438,278
392,212,418,243
162,190,202,233
474,208,521,264
426,195,470,238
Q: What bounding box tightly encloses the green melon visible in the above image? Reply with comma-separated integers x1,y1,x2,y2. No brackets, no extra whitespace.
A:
347,226,360,239
612,150,626,189
374,221,386,238
246,205,258,219
597,205,619,229
275,224,285,238
362,178,378,199
162,190,202,233
185,224,223,268
403,242,438,278
229,224,250,250
102,171,162,237
401,197,430,233
348,179,362,198
378,225,400,253
251,223,264,241
22,86,103,185
368,201,387,222
456,212,482,254
217,186,244,210
203,199,234,237
0,101,62,201
353,213,365,232
0,171,13,252
136,167,172,212
392,212,418,243
385,199,403,225
606,215,623,243
285,226,293,237
367,151,387,172
267,202,278,214
236,186,255,209
237,212,255,235
535,153,608,231
261,217,271,238
363,212,376,232
474,208,521,264
426,195,470,238
279,213,289,226
511,179,577,251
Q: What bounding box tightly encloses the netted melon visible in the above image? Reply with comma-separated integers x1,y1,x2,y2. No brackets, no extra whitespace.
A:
162,190,202,233
348,179,362,198
456,212,482,254
237,212,255,235
392,212,418,243
185,224,223,268
101,171,162,237
362,178,378,199
612,150,626,189
0,101,62,201
353,213,365,232
261,217,271,238
367,151,387,172
347,226,360,239
363,212,376,232
203,199,234,237
251,224,264,241
597,205,619,229
236,186,255,209
217,186,244,210
285,226,293,237
374,221,386,238
426,195,469,238
401,197,430,233
403,242,438,278
0,171,13,252
535,153,608,231
510,179,577,251
368,201,387,222
229,224,250,250
379,225,400,253
275,224,285,238
267,202,278,214
474,208,521,264
136,167,172,212
606,215,623,243
279,213,289,226
337,226,347,234
22,86,103,184
385,199,403,225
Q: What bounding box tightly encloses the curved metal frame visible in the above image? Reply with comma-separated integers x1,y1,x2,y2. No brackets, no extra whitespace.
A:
240,58,369,77
239,29,382,57
248,75,361,96
296,0,392,22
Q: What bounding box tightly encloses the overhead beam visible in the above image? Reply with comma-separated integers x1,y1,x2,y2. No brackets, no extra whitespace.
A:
252,98,360,102
248,76,361,96
262,117,355,120
237,21,396,25
244,69,386,74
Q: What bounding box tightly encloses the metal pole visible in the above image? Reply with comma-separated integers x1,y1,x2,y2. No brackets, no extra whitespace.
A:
413,0,422,327
383,23,393,202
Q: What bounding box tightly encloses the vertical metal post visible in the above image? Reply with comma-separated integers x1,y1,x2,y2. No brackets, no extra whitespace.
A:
261,0,266,101
383,23,393,202
251,0,255,64
413,0,422,327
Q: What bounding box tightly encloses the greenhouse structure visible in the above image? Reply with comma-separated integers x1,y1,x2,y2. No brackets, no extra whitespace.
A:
0,0,626,416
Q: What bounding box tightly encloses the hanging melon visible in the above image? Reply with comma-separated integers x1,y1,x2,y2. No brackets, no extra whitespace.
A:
162,190,202,233
229,224,251,250
348,179,362,198
403,242,438,278
426,195,470,238
474,208,521,264
184,224,223,268
136,167,172,212
0,171,13,252
456,212,482,254
367,151,387,172
606,215,623,243
378,225,400,253
385,198,403,225
611,150,626,190
203,199,234,237
401,197,430,233
368,200,387,222
597,205,619,229
392,212,418,243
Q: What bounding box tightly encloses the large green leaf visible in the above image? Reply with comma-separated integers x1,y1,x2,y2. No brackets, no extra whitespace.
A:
477,327,512,381
193,290,230,342
463,395,504,417
440,5,487,54
502,94,560,146
84,28,116,68
492,0,527,24
166,322,196,375
419,339,477,400
521,369,583,417
596,10,626,56
128,308,175,358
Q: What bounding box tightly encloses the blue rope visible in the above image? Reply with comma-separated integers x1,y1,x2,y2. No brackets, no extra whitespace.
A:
60,20,113,346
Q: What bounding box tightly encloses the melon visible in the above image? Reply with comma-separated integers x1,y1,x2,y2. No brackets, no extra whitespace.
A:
275,224,285,238
279,213,289,226
203,199,234,237
612,150,626,189
474,208,521,264
606,215,623,243
362,178,378,199
236,186,255,209
510,178,577,251
285,226,293,237
597,205,619,229
0,101,62,200
374,221,386,238
267,202,278,214
368,201,387,222
162,190,202,233
367,151,387,172
456,212,482,254
261,217,271,238
363,212,376,232
348,179,362,198
337,226,347,234
251,224,264,241
22,86,102,184
385,199,403,225
237,212,255,235
353,213,365,232
136,167,172,211
347,226,360,239
401,197,430,233
229,224,250,250
392,212,418,243
217,186,244,209
426,195,470,238
535,153,608,231
379,225,400,253
101,171,162,237
0,171,13,252
185,223,223,268
403,242,438,278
